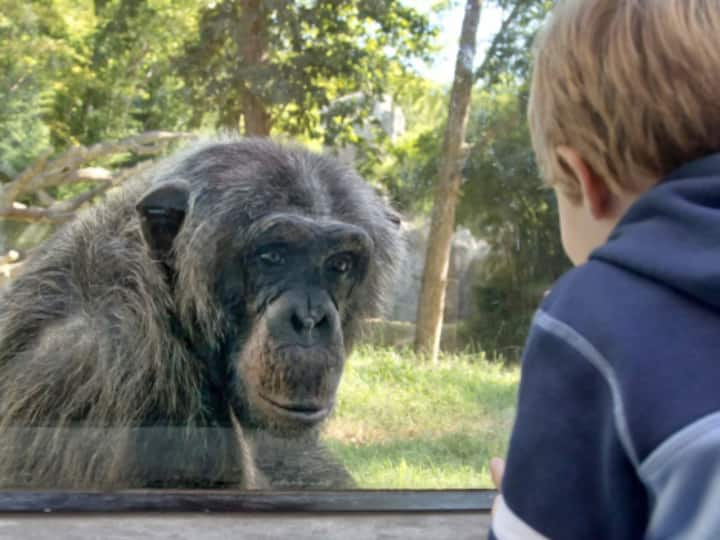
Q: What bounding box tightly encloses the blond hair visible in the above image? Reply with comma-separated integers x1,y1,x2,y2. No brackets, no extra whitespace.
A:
529,0,720,200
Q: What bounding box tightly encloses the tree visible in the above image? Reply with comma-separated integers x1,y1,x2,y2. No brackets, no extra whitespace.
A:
49,0,198,147
414,0,482,361
179,0,436,139
369,75,447,213
0,1,78,180
459,80,569,358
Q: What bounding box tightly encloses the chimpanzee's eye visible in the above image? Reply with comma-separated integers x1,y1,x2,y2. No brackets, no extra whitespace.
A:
327,253,354,274
259,249,285,266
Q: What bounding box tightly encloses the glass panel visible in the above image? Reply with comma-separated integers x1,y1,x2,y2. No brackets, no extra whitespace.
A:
0,0,563,492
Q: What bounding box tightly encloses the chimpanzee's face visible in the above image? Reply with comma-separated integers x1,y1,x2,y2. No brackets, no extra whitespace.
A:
219,213,373,434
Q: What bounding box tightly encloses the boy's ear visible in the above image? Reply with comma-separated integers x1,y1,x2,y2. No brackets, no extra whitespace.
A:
136,179,190,262
556,146,612,220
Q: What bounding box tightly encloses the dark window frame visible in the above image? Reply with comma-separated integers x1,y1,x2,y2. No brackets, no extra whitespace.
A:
0,490,495,513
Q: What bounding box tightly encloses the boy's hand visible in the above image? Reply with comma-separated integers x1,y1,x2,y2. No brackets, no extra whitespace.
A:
490,457,506,517
490,457,505,489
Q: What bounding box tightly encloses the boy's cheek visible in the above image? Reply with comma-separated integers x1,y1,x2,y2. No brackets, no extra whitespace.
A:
555,189,586,265
554,186,612,265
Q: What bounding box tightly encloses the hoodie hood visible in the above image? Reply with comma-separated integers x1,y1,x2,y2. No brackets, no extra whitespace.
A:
593,152,720,311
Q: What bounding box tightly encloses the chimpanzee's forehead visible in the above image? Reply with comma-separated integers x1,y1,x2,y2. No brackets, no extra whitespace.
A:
184,142,340,188
181,142,363,216
172,140,385,248
243,213,374,253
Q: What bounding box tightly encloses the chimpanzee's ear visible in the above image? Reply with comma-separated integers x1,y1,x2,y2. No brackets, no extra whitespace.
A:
136,179,190,262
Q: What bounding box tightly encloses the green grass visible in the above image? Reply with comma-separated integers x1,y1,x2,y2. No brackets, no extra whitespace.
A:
322,345,520,489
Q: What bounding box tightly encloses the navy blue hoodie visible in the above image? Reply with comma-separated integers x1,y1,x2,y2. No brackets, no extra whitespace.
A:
489,153,720,540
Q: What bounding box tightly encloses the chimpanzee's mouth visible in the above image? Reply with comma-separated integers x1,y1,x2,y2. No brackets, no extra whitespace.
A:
258,393,331,423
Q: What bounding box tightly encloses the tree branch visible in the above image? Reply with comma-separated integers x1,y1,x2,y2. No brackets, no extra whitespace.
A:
0,206,77,224
0,157,157,224
1,149,52,207
0,184,110,223
473,1,525,83
4,131,192,200
36,190,56,206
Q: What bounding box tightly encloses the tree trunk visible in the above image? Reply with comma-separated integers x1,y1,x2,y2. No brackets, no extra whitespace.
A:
242,92,271,136
414,0,482,361
240,0,271,136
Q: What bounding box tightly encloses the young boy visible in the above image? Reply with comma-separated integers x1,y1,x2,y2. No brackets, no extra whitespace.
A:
489,1,720,538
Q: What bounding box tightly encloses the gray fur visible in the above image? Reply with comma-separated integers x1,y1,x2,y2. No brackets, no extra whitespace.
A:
0,137,401,489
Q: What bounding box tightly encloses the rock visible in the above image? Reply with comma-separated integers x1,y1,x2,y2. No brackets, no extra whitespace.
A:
383,221,489,323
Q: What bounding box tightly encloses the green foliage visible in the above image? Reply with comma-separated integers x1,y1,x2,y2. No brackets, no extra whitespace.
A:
0,1,78,178
49,0,198,146
1,0,441,176
0,0,200,161
371,0,554,213
378,128,443,211
324,345,519,488
370,0,562,359
477,0,554,85
458,80,570,358
365,76,448,211
179,0,437,140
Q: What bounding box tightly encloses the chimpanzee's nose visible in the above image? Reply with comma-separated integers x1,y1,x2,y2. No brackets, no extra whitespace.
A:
286,292,334,344
266,288,338,346
291,307,328,335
